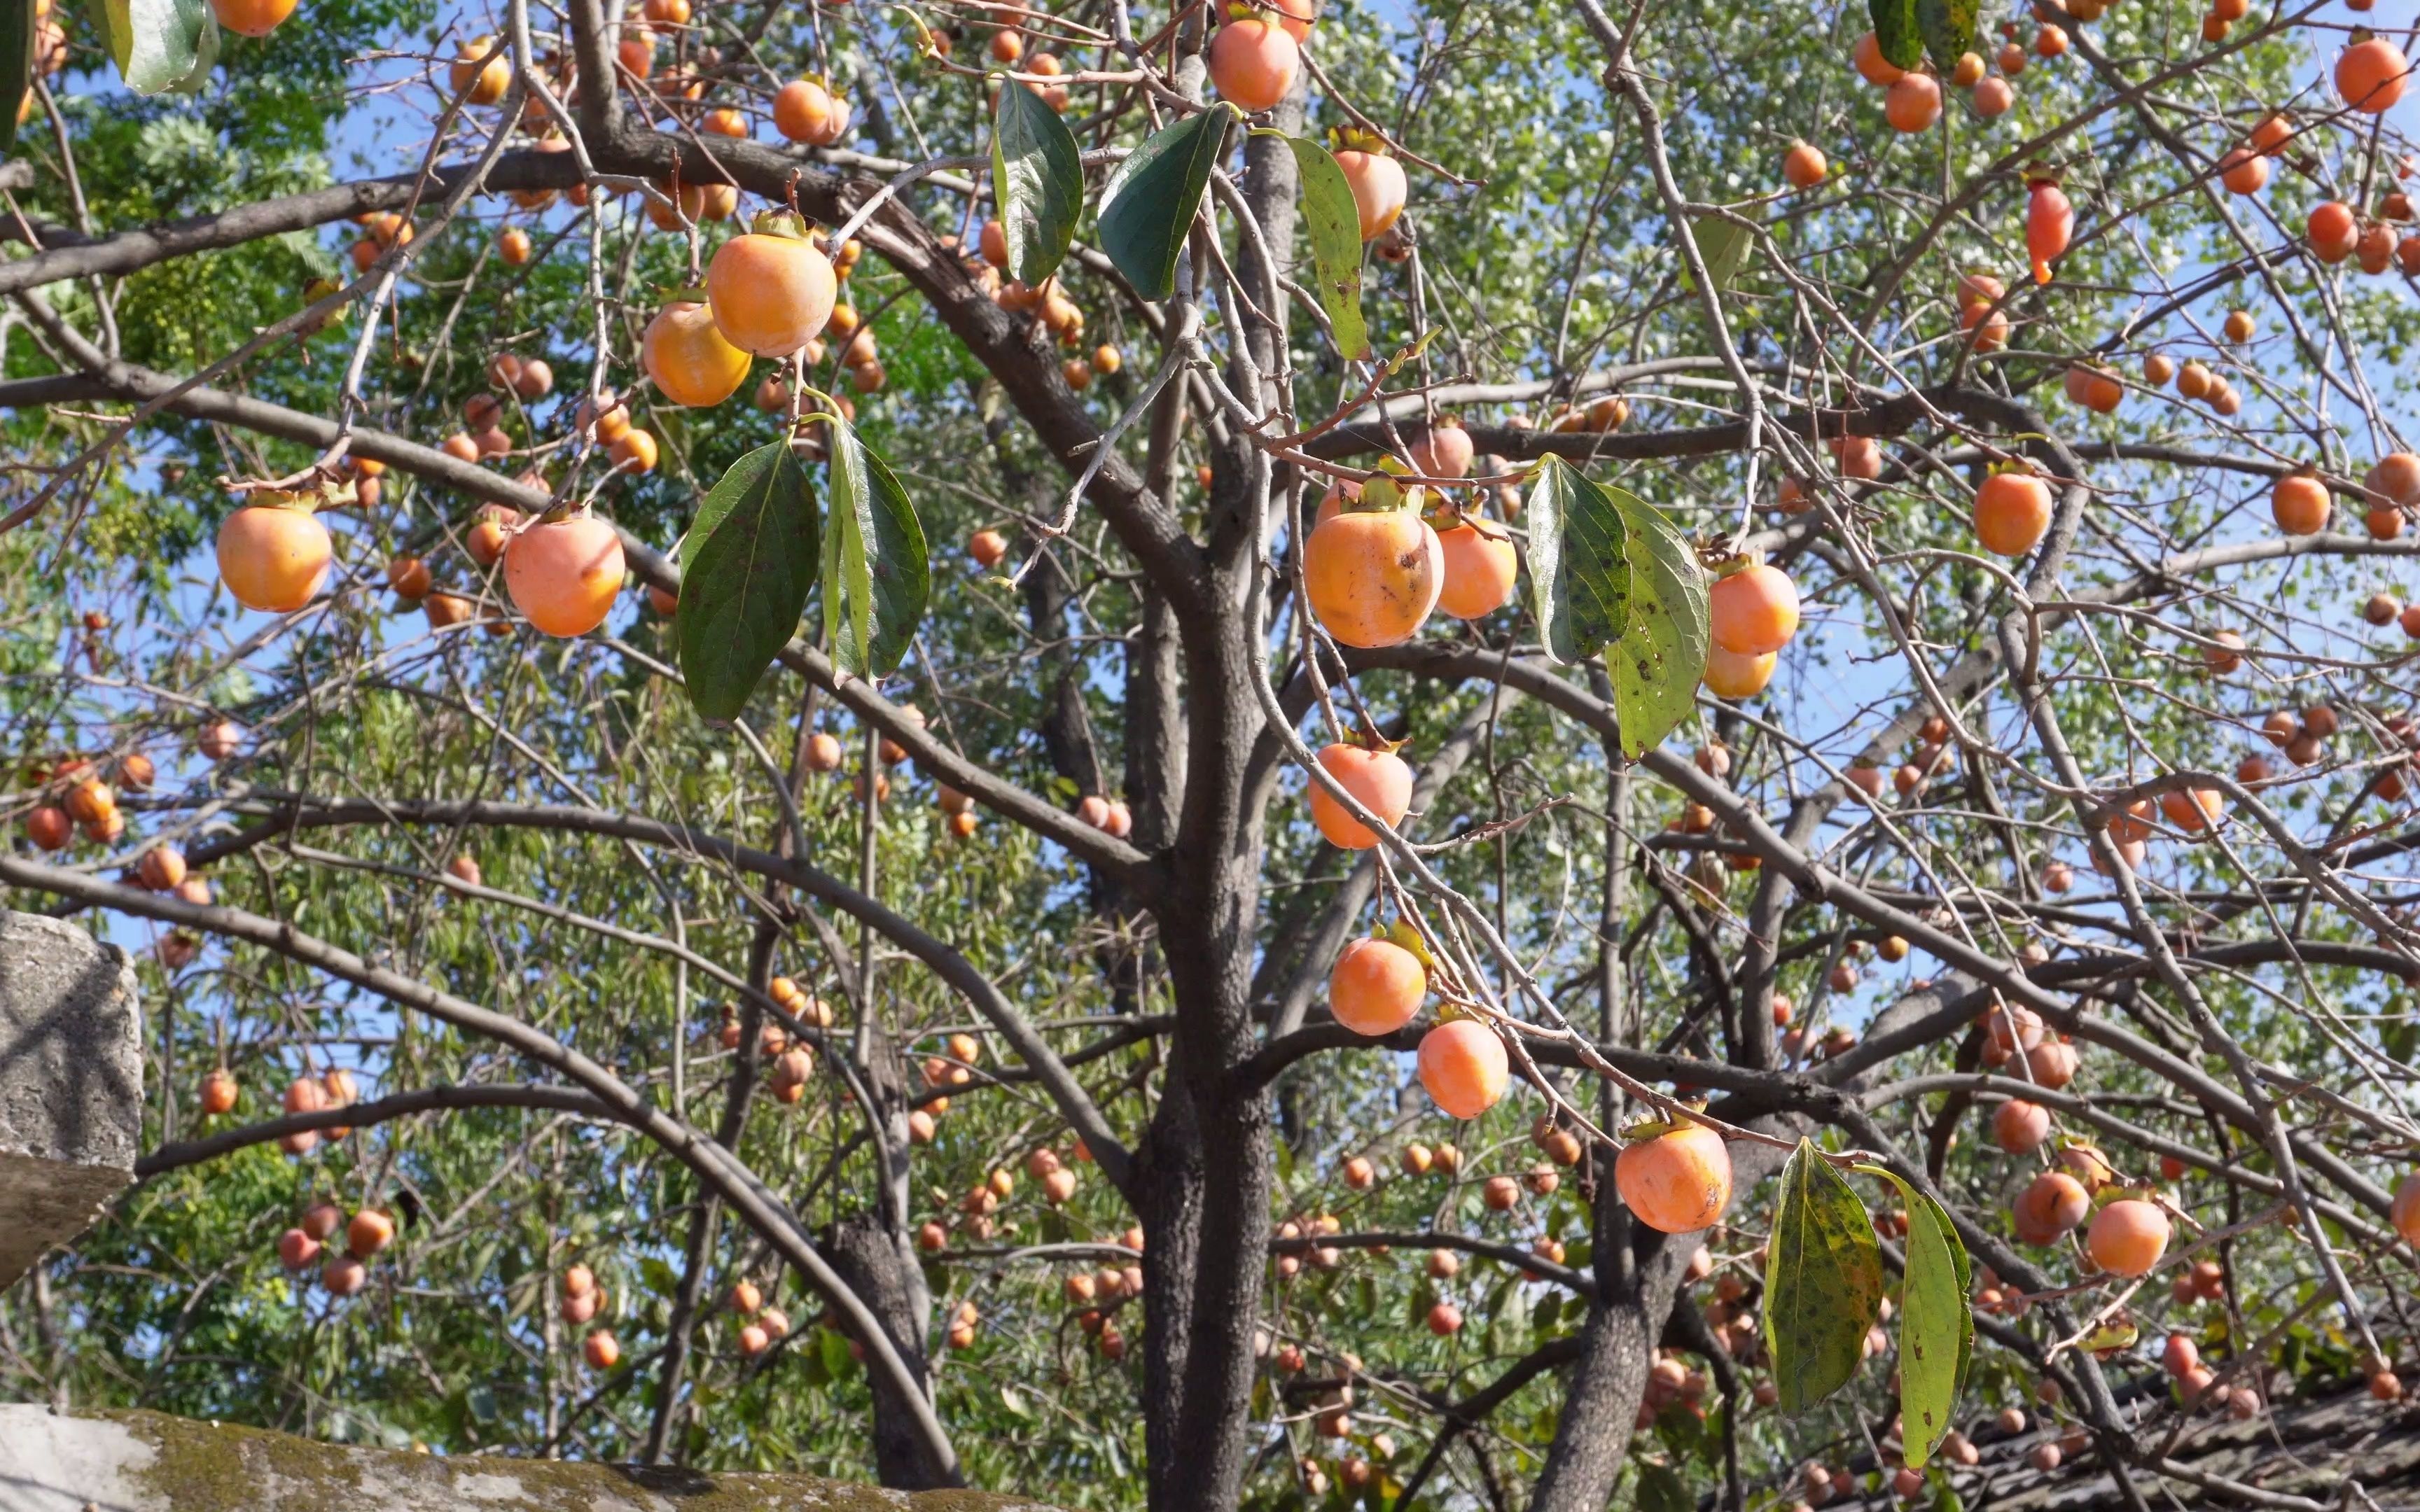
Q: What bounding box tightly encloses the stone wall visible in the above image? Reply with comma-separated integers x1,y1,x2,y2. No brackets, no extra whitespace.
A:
0,1406,1062,1512
0,910,142,1289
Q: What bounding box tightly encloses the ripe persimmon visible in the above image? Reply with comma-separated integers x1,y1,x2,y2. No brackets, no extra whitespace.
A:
2159,785,2222,831
1973,470,2052,555
709,216,837,357
2086,1198,2170,1275
450,38,510,106
1614,1123,1733,1233
1854,31,1905,86
1435,520,1517,620
2026,177,2072,284
2336,36,2409,113
504,513,627,637
643,300,751,407
1782,141,1827,190
1973,76,2014,116
1306,742,1412,849
2064,363,2121,413
347,1208,395,1258
1703,646,1776,699
2393,1172,2420,1245
1303,505,1444,647
2012,1169,2089,1242
200,1068,238,1114
2309,200,2359,261
584,1329,620,1368
277,1228,320,1270
773,78,851,145
2368,452,2420,505
217,496,333,613
611,429,660,473
2272,472,2332,535
1329,936,1426,1035
1410,419,1473,478
211,0,296,37
2218,148,2267,195
322,1254,368,1296
970,529,1008,568
1994,1098,2052,1154
2028,1039,2079,1088
1709,561,1800,656
137,845,187,892
1416,1018,1509,1119
1207,11,1298,112
1885,73,1942,133
1335,141,1408,241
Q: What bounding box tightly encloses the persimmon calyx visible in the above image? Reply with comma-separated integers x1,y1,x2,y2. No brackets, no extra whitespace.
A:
1379,919,1435,967
748,209,813,240
1331,125,1391,155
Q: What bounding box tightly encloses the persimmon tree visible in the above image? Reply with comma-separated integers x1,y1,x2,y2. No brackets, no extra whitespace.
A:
4,0,2420,1509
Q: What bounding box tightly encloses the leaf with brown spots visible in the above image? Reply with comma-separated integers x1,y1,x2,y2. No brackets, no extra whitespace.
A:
1762,1138,1884,1414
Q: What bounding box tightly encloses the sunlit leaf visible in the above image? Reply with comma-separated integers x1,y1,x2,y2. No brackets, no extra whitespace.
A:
1859,1166,1973,1466
1260,130,1369,360
821,411,930,678
1525,457,1709,755
1763,1138,1884,1413
677,440,819,721
1602,484,1709,758
1683,212,1755,295
104,0,211,95
1525,455,1630,665
1098,104,1234,300
990,74,1083,286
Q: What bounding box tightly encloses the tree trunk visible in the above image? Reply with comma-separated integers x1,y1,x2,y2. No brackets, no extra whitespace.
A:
827,1217,949,1490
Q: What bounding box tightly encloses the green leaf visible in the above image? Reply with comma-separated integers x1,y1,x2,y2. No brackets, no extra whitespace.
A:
1098,104,1234,300
1525,455,1631,666
1636,1462,1691,1512
0,0,36,153
1762,1138,1884,1414
1524,458,1709,755
677,441,819,722
105,0,211,94
1261,130,1369,361
1868,0,1923,71
1916,0,1980,71
1857,1166,1973,1467
1682,211,1755,295
820,412,930,678
989,73,1083,286
1601,484,1709,759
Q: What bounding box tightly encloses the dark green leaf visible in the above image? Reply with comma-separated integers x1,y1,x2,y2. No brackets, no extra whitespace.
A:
1763,1138,1884,1413
0,0,37,153
1636,1461,1691,1512
105,0,212,95
1916,0,1980,72
1524,455,1631,666
677,441,819,722
1098,104,1234,300
1602,483,1709,757
1262,130,1368,360
1858,1166,1973,1467
1868,0,1922,70
990,74,1083,286
821,412,930,678
1682,212,1755,295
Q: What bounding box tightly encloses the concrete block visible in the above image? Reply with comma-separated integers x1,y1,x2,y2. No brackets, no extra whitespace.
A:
0,909,143,1289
